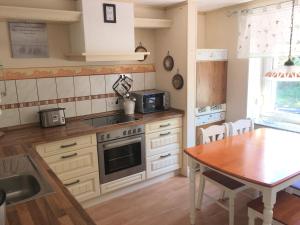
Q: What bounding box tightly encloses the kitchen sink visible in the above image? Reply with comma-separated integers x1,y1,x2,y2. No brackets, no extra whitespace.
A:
0,155,53,206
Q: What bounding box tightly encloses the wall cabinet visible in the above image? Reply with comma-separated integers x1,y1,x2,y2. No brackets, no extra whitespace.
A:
145,118,182,179
36,134,100,203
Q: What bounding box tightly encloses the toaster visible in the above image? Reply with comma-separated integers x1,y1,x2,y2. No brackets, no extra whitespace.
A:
39,108,66,128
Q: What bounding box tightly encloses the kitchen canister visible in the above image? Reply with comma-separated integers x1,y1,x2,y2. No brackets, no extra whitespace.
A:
123,98,136,115
0,190,6,225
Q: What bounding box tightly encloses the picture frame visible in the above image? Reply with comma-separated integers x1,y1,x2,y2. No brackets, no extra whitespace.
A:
103,3,116,23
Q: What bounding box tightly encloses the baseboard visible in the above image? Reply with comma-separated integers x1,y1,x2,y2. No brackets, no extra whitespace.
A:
81,170,179,209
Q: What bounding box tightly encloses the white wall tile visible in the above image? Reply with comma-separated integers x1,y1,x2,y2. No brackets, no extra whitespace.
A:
0,80,18,104
37,78,57,101
145,72,156,90
0,109,20,128
106,97,121,111
56,77,75,99
105,74,132,94
90,75,105,95
58,102,76,118
76,100,91,116
19,106,39,124
74,76,91,97
16,79,38,102
132,73,145,91
39,104,58,111
92,98,106,114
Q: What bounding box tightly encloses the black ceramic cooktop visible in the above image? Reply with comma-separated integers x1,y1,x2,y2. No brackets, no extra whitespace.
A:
83,114,139,128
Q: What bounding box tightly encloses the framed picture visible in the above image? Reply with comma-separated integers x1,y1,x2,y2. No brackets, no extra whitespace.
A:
8,22,49,58
103,3,116,23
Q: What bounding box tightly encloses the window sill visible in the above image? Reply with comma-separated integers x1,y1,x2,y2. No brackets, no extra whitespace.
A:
255,118,300,133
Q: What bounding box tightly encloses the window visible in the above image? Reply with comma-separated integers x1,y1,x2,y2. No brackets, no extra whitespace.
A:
253,56,300,125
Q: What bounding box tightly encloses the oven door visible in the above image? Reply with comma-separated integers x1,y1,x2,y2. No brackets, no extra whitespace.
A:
98,135,145,184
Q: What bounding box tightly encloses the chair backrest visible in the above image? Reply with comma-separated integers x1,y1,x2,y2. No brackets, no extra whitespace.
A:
199,124,229,144
229,119,254,136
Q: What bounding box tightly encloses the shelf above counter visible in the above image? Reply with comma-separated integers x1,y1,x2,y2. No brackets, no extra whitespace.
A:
0,6,82,23
65,52,151,62
134,18,172,29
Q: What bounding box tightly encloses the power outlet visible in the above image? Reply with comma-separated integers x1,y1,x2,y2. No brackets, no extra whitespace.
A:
106,97,122,111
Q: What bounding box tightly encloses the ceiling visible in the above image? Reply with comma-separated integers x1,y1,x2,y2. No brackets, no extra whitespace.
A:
136,0,254,11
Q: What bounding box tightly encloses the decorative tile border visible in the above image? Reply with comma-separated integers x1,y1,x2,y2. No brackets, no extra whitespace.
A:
1,64,156,81
0,93,118,110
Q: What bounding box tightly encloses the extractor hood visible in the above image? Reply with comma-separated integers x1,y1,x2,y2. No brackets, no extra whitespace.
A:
67,0,149,62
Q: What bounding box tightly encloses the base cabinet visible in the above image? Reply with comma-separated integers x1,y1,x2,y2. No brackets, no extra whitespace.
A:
64,172,100,202
145,118,182,179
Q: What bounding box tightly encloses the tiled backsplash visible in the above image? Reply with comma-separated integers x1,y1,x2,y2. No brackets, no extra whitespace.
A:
0,72,156,128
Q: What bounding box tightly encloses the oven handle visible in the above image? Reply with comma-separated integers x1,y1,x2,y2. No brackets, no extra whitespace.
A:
103,137,142,150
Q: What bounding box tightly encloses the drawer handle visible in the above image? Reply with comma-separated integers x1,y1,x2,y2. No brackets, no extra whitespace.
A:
60,142,77,148
160,153,171,159
61,153,78,159
160,123,171,128
160,132,171,136
64,179,80,187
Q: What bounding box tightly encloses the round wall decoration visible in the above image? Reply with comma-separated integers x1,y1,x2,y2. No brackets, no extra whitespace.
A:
163,51,174,71
135,42,148,62
172,71,184,90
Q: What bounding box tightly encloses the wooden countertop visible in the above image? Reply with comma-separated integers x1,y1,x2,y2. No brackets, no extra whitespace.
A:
0,109,183,225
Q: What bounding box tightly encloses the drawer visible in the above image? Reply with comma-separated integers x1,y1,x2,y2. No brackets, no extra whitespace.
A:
145,118,182,134
44,146,98,181
63,172,100,203
146,128,182,157
101,172,145,194
146,150,181,179
36,134,96,158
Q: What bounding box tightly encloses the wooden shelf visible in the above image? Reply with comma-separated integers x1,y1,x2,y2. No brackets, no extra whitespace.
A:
134,18,172,29
0,6,81,23
65,52,151,62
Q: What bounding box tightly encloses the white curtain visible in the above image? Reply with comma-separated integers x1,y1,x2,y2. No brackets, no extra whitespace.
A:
237,5,300,58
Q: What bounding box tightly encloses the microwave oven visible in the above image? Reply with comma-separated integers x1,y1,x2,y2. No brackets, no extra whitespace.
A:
131,90,170,114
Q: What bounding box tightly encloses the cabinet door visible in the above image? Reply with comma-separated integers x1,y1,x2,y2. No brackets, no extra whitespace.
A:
196,61,227,108
63,172,100,203
36,134,96,158
146,150,181,179
146,128,182,157
44,146,98,181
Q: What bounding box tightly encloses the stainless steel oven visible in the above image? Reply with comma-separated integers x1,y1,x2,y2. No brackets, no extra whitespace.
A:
97,125,145,184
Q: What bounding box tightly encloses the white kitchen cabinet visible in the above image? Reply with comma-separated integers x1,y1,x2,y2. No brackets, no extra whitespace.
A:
36,134,96,158
43,146,98,181
64,172,100,202
145,117,182,179
196,49,228,61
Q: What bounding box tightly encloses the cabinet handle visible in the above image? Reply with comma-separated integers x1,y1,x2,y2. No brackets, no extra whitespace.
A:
60,142,77,148
160,132,171,136
160,123,170,128
160,153,171,159
64,179,80,187
61,153,78,159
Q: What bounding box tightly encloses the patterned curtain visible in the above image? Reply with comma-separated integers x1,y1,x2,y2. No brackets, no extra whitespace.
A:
237,5,300,58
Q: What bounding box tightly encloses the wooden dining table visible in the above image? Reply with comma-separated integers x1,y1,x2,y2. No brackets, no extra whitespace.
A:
185,128,300,225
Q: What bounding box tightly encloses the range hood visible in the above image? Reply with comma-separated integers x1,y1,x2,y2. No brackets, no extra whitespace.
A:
67,0,149,62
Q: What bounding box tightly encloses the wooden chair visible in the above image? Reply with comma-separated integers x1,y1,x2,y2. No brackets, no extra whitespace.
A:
248,191,300,225
286,181,300,197
197,124,247,225
228,118,254,136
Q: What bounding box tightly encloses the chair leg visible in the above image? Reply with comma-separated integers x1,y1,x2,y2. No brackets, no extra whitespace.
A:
220,190,227,200
196,176,205,209
228,194,235,225
248,208,256,225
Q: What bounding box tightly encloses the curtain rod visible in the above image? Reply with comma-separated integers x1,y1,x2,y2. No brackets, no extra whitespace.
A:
226,0,298,17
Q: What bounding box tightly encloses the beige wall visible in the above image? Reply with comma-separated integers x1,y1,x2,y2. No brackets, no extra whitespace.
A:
0,1,158,68
197,13,206,48
202,0,283,121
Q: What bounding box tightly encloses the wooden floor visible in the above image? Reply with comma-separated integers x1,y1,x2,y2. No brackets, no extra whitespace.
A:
87,176,261,225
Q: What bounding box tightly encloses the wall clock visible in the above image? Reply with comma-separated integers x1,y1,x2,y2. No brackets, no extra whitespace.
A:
103,3,116,23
